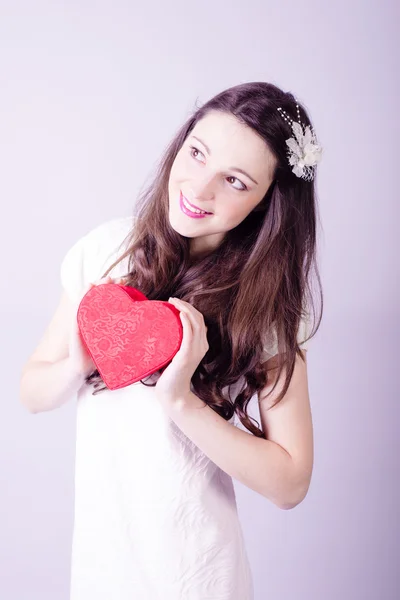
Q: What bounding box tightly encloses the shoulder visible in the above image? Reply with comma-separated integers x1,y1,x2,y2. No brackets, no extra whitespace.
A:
84,215,136,247
60,215,137,303
83,215,137,277
76,215,136,263
261,312,312,361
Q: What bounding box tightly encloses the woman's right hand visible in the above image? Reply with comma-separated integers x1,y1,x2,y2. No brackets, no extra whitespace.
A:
68,275,127,379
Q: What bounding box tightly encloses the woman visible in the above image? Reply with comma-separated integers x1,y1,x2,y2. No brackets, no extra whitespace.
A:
21,81,323,599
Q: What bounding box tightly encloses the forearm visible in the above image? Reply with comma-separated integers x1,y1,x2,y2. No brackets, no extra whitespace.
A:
161,391,303,509
19,358,86,414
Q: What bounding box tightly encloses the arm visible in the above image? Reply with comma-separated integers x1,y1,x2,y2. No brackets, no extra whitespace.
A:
160,351,313,510
19,290,86,413
20,358,85,413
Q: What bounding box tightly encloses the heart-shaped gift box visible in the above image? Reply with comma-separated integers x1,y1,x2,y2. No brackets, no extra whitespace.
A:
76,283,183,390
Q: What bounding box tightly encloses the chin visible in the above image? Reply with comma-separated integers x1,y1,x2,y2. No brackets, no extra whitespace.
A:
168,214,195,238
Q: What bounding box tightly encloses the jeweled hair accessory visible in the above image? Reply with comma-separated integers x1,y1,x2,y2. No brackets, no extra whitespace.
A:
277,104,323,182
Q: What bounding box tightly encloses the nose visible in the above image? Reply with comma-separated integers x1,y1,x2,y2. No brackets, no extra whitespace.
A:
189,177,216,204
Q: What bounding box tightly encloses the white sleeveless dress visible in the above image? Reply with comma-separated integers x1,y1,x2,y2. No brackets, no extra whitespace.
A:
60,215,310,600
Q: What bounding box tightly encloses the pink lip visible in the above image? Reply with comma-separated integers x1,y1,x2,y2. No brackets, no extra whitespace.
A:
180,191,212,216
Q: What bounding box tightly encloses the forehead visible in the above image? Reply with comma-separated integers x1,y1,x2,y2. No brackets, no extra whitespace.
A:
189,111,276,176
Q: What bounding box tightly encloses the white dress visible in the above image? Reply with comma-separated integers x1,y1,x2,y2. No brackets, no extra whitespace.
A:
60,216,310,600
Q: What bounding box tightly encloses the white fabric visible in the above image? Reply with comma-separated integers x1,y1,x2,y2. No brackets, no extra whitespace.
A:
260,312,311,362
61,216,254,600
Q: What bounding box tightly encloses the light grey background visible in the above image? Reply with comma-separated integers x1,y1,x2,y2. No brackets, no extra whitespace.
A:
1,1,398,598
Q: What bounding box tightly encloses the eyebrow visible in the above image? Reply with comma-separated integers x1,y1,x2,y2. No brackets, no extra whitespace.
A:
190,135,259,185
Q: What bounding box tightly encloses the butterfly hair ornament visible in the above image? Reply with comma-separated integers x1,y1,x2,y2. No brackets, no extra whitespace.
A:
277,103,323,182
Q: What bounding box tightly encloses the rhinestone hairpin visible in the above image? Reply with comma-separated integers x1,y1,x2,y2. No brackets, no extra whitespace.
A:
277,104,323,181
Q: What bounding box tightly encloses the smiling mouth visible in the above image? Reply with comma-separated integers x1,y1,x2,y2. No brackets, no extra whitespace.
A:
180,191,212,215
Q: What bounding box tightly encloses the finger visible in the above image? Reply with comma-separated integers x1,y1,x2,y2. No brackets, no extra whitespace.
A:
177,305,205,346
170,298,204,330
178,311,193,355
91,276,113,286
178,303,208,346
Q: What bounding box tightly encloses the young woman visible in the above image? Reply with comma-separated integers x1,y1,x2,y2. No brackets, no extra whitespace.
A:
21,81,323,599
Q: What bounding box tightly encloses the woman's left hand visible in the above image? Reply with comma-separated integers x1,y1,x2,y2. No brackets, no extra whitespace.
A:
155,297,209,405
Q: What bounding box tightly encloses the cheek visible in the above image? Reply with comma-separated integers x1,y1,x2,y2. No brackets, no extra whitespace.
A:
172,152,198,183
170,153,186,176
222,199,257,226
226,197,251,218
169,161,178,182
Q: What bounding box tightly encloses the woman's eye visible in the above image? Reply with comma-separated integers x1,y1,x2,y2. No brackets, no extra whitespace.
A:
189,145,204,161
226,176,247,192
188,145,247,192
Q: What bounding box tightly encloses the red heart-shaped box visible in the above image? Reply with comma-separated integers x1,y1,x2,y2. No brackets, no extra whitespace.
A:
76,283,183,390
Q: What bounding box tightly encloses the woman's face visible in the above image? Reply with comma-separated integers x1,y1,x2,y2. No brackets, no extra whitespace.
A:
168,110,277,257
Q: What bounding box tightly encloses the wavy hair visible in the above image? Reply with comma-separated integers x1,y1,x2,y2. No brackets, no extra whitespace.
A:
85,81,323,438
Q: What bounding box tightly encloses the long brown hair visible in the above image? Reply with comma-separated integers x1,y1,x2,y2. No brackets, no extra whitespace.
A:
86,81,323,438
